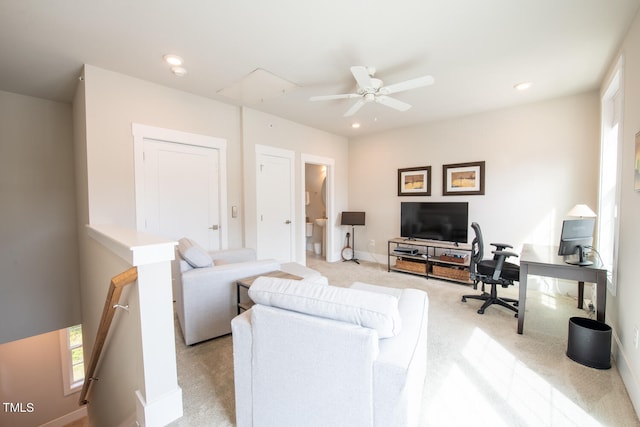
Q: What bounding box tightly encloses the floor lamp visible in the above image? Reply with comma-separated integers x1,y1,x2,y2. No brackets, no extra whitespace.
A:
341,211,366,264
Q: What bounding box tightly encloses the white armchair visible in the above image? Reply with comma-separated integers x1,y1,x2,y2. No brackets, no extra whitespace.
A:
173,238,281,345
173,238,325,345
231,278,429,427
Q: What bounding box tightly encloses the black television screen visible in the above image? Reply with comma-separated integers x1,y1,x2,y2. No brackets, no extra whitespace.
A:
401,202,469,243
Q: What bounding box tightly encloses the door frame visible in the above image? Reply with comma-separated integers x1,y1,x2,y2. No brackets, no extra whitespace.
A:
301,153,335,263
132,123,229,248
255,144,296,261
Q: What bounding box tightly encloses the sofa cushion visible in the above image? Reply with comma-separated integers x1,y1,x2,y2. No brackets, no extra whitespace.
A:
248,277,402,338
177,238,213,268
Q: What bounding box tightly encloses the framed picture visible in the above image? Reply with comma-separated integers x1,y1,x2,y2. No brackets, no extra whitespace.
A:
443,161,485,196
635,132,640,191
398,166,431,196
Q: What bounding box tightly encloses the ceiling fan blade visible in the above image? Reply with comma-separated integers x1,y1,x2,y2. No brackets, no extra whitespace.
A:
310,93,360,101
375,95,412,111
350,66,374,90
343,99,366,117
379,75,434,95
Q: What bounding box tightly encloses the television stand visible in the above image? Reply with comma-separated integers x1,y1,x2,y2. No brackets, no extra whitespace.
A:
387,238,473,284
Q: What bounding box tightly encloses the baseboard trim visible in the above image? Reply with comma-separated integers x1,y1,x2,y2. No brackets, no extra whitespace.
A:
40,406,87,427
135,387,183,426
612,326,640,418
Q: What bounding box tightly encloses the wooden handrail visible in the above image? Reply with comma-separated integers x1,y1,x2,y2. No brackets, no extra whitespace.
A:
79,267,138,405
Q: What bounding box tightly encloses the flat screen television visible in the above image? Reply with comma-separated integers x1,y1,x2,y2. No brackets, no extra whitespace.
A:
401,202,469,243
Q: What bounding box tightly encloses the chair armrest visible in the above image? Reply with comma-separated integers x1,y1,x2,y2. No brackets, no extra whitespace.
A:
181,259,280,286
491,250,518,280
231,311,253,427
491,251,519,259
209,248,257,264
491,242,513,250
492,250,518,259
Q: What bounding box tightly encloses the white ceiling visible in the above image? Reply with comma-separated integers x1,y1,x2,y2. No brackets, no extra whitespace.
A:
1,0,638,137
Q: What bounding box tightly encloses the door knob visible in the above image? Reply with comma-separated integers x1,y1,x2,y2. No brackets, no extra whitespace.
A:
209,225,219,230
285,220,291,224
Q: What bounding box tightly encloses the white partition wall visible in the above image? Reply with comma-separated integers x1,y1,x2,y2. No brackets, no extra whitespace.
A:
82,225,182,427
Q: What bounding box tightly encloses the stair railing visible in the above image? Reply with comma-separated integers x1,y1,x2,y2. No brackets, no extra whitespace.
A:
79,266,138,405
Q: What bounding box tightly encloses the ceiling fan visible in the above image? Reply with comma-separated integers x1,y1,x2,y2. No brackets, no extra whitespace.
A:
310,66,434,117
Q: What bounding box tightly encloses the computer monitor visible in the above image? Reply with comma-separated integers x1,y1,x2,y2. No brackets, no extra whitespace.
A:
558,218,596,266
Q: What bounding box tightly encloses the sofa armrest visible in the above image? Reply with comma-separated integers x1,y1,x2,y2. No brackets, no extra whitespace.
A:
209,248,257,264
231,310,253,427
349,282,429,427
375,288,429,427
180,259,280,285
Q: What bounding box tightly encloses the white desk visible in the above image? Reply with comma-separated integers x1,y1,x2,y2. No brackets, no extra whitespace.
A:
518,244,607,334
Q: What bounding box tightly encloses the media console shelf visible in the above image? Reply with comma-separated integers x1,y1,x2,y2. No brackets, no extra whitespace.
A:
388,237,473,285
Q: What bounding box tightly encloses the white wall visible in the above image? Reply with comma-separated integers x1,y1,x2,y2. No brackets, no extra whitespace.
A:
80,65,244,246
241,107,349,263
349,92,599,265
0,90,81,344
0,330,84,427
74,65,244,425
0,92,82,425
603,9,640,416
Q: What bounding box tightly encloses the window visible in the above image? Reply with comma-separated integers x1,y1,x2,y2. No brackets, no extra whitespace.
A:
598,57,623,296
60,324,85,395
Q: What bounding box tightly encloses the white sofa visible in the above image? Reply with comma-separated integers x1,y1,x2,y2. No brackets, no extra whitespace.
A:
231,278,429,427
173,238,324,345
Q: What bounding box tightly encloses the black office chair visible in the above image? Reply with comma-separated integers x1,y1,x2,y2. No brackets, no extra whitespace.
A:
462,222,520,317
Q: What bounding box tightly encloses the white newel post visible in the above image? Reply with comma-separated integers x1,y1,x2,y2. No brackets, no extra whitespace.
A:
87,225,183,426
134,261,183,426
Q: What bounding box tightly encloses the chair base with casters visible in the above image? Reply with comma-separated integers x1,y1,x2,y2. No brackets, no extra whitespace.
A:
461,222,520,318
461,284,519,317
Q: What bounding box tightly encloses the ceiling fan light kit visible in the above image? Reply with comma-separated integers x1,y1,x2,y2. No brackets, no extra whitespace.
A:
310,65,434,117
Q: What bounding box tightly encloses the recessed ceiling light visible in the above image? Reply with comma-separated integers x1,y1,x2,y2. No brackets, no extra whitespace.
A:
163,54,183,66
351,122,361,129
514,81,532,91
171,66,188,77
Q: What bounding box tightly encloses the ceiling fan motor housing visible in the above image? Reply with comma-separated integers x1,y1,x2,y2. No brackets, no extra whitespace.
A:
359,77,383,97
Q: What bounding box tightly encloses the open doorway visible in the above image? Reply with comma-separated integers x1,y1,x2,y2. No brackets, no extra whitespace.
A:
305,164,326,259
301,154,334,264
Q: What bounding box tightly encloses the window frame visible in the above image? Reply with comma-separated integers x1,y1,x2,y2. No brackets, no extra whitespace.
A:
597,56,624,297
59,324,85,396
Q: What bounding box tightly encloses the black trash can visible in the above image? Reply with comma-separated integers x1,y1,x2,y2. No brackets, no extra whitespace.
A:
567,316,611,369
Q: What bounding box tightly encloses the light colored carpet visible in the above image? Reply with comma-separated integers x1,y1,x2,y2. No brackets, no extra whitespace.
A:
169,256,640,427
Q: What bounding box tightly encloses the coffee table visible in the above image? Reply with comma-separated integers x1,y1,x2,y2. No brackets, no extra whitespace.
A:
236,270,303,314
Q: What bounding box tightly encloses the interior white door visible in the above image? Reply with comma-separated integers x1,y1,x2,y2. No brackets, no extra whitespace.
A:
143,139,221,250
256,151,294,262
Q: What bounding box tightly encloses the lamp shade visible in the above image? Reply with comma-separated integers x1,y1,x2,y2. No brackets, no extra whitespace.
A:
341,211,365,226
567,204,597,218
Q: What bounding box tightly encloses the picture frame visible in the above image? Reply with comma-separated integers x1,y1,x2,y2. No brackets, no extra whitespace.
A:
635,132,640,191
443,161,485,196
398,166,431,196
